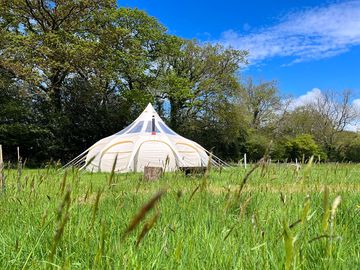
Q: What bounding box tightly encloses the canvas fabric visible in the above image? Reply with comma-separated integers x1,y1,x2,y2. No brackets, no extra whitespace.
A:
85,103,209,172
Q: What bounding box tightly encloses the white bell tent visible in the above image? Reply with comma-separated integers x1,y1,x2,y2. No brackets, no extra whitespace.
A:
65,103,228,172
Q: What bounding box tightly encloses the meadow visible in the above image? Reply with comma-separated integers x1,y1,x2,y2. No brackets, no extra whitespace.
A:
0,162,359,269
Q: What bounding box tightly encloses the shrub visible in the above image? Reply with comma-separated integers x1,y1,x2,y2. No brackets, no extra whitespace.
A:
246,133,270,161
270,140,287,161
284,134,327,162
342,136,360,162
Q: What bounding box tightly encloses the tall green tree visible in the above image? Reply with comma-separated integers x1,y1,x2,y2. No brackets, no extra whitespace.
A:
0,0,116,110
155,40,248,130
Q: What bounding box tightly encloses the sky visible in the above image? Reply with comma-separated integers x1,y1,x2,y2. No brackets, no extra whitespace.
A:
121,0,360,123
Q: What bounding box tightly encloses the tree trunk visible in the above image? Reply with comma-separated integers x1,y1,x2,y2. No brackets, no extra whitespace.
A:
49,70,67,111
51,87,62,111
169,98,181,130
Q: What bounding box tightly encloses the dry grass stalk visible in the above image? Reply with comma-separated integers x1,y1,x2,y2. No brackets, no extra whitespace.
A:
94,222,106,266
239,195,252,218
224,224,236,240
108,154,118,187
308,234,330,243
83,155,97,170
236,159,264,199
91,189,103,228
189,185,200,202
60,171,67,196
123,189,166,238
223,195,253,240
136,211,160,247
280,192,286,204
50,187,72,261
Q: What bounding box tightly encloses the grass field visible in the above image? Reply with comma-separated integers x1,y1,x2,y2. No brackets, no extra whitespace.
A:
0,162,360,269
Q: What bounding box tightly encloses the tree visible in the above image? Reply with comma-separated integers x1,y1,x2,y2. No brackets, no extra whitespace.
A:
0,0,116,110
0,2,173,163
240,78,282,130
308,90,358,149
154,39,248,130
181,100,248,160
276,106,325,138
277,90,359,159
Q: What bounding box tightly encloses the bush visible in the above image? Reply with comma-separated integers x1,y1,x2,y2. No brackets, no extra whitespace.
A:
270,140,287,161
246,133,270,161
341,136,360,162
285,134,327,162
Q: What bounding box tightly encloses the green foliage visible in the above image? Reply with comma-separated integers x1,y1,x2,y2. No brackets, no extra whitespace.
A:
285,134,327,161
240,78,280,130
245,133,270,161
335,133,360,162
0,1,251,164
343,138,360,162
270,140,287,161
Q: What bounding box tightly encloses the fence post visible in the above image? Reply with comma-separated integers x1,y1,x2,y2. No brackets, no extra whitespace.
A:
244,153,247,169
17,146,22,192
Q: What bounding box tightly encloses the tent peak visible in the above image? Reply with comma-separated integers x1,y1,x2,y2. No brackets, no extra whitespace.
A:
144,103,156,113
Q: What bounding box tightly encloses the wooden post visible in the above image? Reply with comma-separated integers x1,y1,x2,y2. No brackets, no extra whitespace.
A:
17,146,22,192
144,166,163,181
244,153,247,169
0,145,5,193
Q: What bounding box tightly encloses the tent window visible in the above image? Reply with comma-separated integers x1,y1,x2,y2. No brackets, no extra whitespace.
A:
128,121,144,133
145,121,160,133
116,122,135,135
159,122,176,135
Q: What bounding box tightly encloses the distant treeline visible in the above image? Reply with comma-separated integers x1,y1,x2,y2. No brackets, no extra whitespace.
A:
0,0,359,165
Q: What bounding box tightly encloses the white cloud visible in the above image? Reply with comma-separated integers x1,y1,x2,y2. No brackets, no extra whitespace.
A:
353,98,360,112
289,88,323,109
219,1,360,64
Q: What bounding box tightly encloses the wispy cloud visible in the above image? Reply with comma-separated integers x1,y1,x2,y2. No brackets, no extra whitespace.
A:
220,1,360,65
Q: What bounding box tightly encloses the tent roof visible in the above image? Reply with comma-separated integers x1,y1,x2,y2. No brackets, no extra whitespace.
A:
114,103,179,137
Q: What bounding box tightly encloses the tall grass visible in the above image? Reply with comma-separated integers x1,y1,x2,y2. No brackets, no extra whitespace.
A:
0,163,359,269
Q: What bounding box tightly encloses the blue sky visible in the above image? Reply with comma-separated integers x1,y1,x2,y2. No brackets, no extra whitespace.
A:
120,0,360,104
